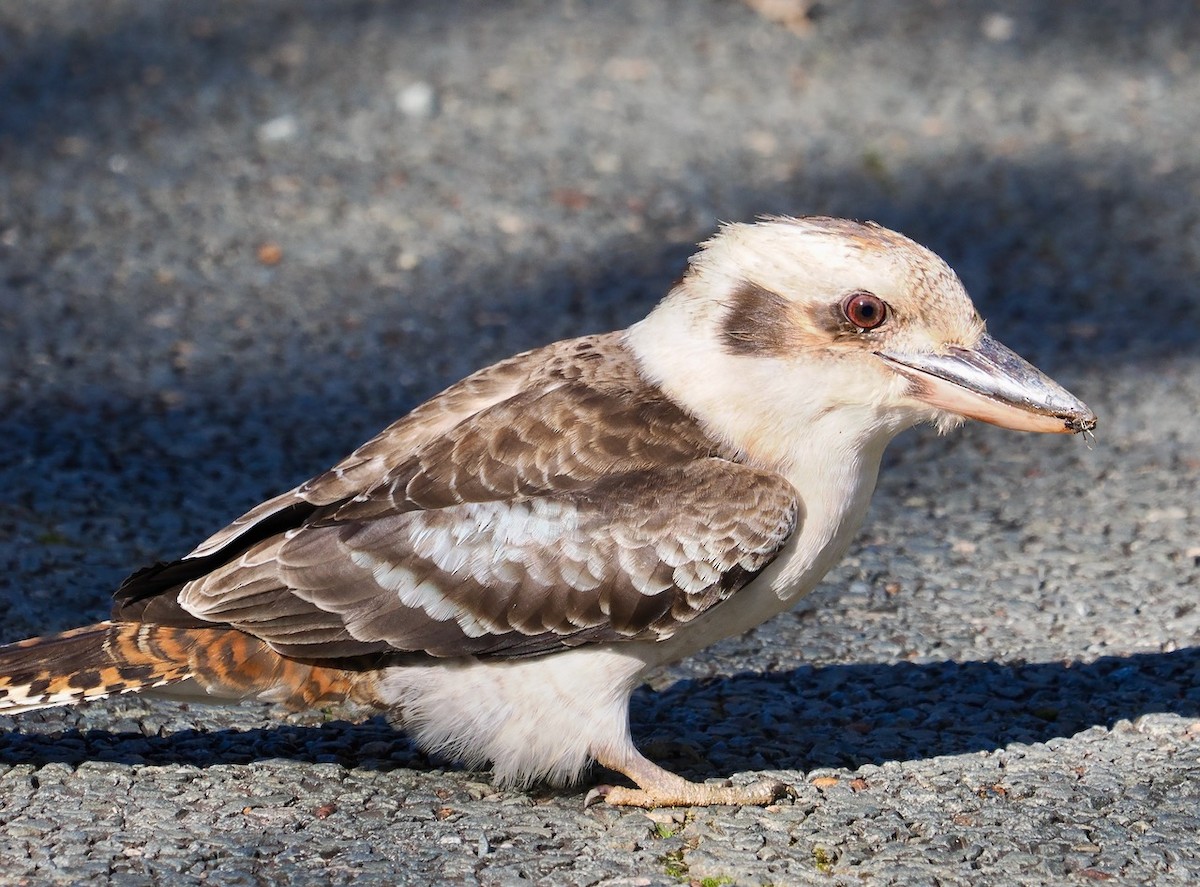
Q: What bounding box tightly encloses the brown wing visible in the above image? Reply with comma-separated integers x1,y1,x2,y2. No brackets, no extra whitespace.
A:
114,333,668,608
185,341,549,560
114,332,799,659
190,332,681,558
177,459,799,658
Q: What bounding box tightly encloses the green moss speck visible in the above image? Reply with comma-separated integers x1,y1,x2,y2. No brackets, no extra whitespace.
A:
653,822,677,839
660,848,688,880
812,845,835,873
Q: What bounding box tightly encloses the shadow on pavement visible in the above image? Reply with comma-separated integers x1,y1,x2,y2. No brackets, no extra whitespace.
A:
0,647,1194,783
631,647,1200,778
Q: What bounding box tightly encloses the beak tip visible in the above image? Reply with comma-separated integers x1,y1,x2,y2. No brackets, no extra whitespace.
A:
1064,409,1098,435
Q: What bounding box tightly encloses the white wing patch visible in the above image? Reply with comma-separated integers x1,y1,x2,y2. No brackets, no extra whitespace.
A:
409,499,581,572
347,499,587,638
350,552,497,638
176,456,800,657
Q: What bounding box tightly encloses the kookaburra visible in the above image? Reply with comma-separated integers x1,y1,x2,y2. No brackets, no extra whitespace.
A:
0,217,1095,807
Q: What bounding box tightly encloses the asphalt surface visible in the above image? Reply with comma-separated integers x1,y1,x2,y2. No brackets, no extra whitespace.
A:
1,1,1198,884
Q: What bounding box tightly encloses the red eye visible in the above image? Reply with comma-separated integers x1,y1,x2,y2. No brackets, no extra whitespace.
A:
841,292,888,331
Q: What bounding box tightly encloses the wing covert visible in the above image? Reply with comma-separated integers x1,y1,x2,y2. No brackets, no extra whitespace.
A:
178,460,800,659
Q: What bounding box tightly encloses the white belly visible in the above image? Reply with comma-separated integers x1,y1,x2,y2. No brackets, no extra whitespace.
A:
642,440,884,666
372,645,651,788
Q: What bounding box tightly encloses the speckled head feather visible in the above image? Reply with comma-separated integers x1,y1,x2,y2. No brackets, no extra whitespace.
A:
626,216,995,470
688,215,986,359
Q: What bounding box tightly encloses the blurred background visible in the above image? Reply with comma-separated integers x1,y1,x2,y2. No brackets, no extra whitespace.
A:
0,2,1198,882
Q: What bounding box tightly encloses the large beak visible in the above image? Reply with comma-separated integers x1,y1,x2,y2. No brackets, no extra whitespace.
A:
878,334,1097,434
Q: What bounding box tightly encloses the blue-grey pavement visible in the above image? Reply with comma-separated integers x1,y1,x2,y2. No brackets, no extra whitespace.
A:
0,2,1197,884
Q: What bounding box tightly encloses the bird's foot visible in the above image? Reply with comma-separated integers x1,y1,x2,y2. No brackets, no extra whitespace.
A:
585,777,791,808
588,742,794,808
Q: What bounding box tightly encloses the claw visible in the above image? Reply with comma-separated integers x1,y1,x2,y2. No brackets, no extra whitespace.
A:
583,785,611,809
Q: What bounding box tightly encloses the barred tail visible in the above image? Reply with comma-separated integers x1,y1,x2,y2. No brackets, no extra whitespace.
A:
0,621,381,714
0,622,201,713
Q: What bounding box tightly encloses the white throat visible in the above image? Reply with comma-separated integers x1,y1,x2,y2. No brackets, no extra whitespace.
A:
624,293,915,483
624,295,917,663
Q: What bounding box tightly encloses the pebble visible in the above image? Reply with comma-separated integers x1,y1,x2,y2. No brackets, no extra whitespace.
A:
395,82,437,119
257,114,299,143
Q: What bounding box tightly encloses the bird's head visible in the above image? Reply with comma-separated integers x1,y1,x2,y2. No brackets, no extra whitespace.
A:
628,216,1096,467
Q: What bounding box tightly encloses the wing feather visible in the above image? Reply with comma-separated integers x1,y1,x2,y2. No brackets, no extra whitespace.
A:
178,461,798,658
184,339,575,560
115,332,801,661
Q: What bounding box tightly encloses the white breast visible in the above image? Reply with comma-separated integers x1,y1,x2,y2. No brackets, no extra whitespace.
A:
639,428,887,667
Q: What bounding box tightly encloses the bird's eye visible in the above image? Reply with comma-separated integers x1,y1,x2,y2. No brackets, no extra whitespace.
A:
841,292,888,331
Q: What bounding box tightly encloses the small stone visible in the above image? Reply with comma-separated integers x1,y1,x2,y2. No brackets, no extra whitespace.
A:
396,82,437,119
744,130,778,157
1145,506,1187,522
496,213,526,235
742,0,816,37
981,13,1015,42
258,114,298,143
257,242,283,266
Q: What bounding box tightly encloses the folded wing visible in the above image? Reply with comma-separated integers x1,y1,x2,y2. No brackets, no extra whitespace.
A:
114,333,801,660
179,460,798,658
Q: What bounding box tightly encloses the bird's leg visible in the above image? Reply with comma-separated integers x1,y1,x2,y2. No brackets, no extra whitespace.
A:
586,744,790,808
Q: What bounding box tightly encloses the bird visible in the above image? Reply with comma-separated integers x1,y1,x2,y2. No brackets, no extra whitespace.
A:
0,216,1096,808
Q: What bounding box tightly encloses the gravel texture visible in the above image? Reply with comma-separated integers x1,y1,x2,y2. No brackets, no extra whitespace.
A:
1,1,1198,884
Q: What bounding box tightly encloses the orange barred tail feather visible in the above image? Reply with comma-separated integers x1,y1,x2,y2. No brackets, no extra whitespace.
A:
0,622,381,714
0,622,195,713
